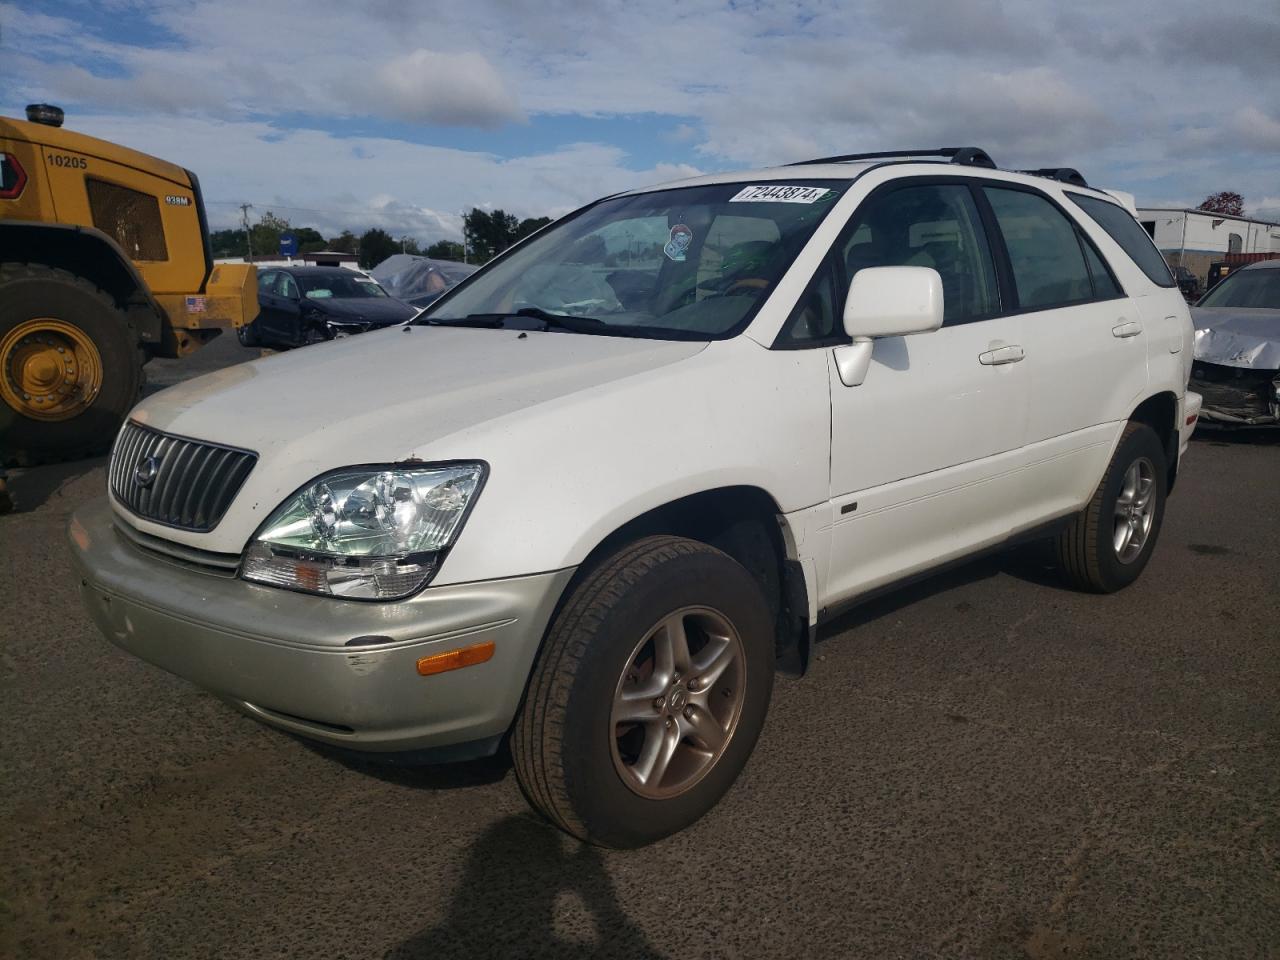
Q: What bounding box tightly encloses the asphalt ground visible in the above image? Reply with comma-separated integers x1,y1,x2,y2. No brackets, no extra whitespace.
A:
2,336,1277,960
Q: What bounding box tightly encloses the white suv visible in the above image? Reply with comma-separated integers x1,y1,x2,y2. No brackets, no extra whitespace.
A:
71,148,1200,847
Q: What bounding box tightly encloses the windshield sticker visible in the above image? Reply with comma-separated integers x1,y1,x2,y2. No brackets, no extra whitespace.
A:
730,185,832,204
664,223,693,262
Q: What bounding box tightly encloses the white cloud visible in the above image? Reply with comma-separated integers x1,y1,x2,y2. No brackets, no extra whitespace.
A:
4,0,1278,238
48,114,703,241
361,50,523,127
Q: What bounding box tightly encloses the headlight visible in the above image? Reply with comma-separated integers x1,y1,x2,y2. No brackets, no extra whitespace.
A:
241,463,485,600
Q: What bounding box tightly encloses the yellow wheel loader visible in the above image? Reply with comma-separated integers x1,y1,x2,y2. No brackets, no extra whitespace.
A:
0,104,257,466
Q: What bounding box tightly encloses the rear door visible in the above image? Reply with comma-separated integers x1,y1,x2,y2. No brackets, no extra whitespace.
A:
981,185,1148,522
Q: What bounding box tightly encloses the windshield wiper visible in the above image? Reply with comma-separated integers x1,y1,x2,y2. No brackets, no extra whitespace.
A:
413,309,620,334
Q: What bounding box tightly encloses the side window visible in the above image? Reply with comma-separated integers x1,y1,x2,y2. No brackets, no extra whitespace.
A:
277,273,299,299
840,184,999,326
985,188,1092,310
1080,238,1123,299
1067,194,1175,287
257,270,276,293
776,259,839,346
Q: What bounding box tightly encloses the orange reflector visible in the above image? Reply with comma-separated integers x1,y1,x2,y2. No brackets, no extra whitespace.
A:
417,641,495,676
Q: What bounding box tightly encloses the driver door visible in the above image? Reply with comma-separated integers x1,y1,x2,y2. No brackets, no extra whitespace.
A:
821,180,1028,603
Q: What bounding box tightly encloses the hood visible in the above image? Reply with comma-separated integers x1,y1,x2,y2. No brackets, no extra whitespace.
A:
308,296,417,324
1191,308,1280,369
129,325,706,464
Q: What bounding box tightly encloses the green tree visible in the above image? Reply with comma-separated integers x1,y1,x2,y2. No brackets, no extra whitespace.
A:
464,208,520,263
516,216,553,241
250,211,290,260
328,230,359,254
358,227,399,269
295,227,326,253
425,240,465,261
210,228,247,258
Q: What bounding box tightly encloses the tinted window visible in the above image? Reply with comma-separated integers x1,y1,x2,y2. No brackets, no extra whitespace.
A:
1081,238,1123,299
276,273,299,298
985,188,1092,309
839,184,999,326
257,270,276,293
1068,194,1175,287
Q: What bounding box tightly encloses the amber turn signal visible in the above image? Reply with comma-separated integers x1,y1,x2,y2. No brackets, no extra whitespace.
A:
416,641,495,676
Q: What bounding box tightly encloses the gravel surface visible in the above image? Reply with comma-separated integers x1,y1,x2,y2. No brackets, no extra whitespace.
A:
2,337,1277,959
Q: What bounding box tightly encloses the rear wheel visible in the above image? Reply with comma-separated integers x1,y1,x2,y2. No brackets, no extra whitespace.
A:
1055,421,1167,592
0,264,142,464
513,536,775,847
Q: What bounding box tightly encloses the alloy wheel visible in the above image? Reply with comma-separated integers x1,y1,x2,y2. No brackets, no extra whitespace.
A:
610,606,746,800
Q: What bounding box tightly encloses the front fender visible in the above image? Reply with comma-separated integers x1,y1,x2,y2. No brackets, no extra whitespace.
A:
429,337,832,586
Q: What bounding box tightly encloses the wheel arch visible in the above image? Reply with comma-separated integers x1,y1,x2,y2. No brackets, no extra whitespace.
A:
555,485,812,677
1129,390,1180,492
0,222,164,348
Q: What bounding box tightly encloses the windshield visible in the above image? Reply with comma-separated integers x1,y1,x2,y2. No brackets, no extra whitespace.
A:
424,181,848,338
1197,268,1280,309
299,274,388,299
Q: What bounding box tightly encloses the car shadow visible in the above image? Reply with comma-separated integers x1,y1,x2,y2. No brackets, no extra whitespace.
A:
1193,426,1279,446
386,813,664,960
294,736,514,790
816,544,1071,640
0,456,106,516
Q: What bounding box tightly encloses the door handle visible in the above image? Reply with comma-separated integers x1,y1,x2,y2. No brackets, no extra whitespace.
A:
1112,320,1143,338
979,344,1025,365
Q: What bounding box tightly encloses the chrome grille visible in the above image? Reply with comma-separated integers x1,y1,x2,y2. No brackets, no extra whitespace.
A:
109,422,256,531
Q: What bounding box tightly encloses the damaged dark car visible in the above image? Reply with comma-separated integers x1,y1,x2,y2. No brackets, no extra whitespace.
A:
239,266,418,350
1190,259,1280,427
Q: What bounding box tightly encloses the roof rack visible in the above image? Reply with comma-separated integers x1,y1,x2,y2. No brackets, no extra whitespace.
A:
788,147,997,169
1019,167,1089,188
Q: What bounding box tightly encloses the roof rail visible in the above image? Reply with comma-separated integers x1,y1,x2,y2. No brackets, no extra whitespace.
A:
788,147,997,169
1019,167,1089,188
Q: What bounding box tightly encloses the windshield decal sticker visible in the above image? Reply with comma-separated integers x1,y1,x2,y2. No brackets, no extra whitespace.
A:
730,185,832,204
664,223,693,262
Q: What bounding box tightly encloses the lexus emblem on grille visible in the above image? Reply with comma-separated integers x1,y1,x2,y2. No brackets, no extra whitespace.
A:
134,456,161,488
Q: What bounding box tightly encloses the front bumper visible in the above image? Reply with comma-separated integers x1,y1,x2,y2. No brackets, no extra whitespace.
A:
69,497,573,757
1189,361,1280,426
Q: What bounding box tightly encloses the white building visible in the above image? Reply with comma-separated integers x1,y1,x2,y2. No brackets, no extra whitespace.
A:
1136,208,1280,282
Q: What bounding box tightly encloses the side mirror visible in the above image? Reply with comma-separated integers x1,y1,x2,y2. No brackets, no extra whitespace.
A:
843,266,943,339
834,266,944,387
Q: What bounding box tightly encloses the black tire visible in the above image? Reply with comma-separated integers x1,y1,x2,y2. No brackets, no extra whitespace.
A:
0,263,142,465
1055,421,1167,593
236,320,260,348
513,535,775,848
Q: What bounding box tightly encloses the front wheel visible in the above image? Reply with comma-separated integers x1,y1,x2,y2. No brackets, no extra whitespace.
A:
1055,421,1167,592
0,263,141,464
513,536,775,847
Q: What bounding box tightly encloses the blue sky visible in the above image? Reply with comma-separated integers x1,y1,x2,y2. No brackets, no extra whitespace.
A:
4,0,1278,244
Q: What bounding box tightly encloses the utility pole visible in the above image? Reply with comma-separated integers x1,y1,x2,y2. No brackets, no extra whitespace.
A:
239,203,254,261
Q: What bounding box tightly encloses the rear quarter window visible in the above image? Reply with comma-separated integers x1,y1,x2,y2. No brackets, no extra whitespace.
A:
1067,194,1175,288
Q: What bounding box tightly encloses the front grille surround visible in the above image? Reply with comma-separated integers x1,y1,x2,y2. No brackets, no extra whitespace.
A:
109,421,257,532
